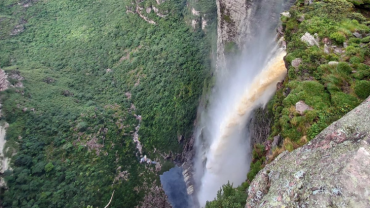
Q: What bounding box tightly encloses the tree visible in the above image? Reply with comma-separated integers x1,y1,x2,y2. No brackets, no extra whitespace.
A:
45,162,54,173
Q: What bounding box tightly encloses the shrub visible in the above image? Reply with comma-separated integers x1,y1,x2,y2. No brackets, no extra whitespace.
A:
361,36,370,43
76,121,88,132
331,92,359,109
349,37,361,44
288,67,297,79
355,80,370,99
330,32,346,44
356,63,370,71
315,0,353,21
205,182,247,208
349,56,362,64
348,13,366,22
337,62,352,74
345,45,361,56
327,83,340,93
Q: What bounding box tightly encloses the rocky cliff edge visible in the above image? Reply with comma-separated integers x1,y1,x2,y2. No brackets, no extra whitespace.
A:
246,96,370,208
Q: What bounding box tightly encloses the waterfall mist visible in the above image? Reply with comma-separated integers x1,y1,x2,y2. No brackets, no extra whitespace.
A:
193,0,292,206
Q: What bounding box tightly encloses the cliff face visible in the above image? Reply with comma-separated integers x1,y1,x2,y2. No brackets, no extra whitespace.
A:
246,96,370,208
216,0,252,71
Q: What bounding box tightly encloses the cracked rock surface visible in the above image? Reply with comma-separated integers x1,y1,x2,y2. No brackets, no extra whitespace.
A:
246,96,370,208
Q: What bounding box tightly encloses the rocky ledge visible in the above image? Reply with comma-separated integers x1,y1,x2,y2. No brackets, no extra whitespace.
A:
246,96,370,208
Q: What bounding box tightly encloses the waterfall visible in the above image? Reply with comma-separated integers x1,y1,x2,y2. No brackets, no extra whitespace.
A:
193,0,292,206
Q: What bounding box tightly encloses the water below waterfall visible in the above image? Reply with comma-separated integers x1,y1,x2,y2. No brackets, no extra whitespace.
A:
160,166,190,208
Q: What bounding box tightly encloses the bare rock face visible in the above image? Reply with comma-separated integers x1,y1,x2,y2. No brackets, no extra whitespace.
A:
246,96,370,208
216,0,252,71
0,69,9,92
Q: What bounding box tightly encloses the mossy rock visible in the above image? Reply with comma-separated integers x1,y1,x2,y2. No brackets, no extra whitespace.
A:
355,80,370,99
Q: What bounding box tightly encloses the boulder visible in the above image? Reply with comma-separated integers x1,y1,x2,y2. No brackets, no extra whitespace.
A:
280,12,291,18
246,96,370,208
343,41,348,48
301,32,319,46
297,15,305,22
324,44,330,54
291,58,302,69
353,31,362,38
328,61,339,65
271,134,282,148
333,47,343,54
295,100,312,115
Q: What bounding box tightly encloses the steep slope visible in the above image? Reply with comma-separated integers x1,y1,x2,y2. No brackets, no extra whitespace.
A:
0,0,212,207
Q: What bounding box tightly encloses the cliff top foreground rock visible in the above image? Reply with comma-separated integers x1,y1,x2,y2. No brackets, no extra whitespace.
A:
246,96,370,208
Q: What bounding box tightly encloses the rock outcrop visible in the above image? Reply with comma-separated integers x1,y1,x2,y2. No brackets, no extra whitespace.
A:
216,0,252,71
301,32,319,47
246,96,370,208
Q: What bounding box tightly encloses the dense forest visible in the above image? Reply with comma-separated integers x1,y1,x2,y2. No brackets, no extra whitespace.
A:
0,0,216,207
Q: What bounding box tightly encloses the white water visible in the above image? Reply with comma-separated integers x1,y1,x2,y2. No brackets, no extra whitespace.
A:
193,0,291,206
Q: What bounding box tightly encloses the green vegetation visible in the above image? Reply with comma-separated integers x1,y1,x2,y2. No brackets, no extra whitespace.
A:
205,182,247,208
355,80,370,98
0,0,214,207
275,0,370,142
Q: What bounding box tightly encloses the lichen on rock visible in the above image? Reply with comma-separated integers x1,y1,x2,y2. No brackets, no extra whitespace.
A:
246,96,370,208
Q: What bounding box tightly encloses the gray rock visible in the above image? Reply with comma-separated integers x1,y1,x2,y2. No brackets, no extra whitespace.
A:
295,100,312,115
353,31,362,38
324,44,330,54
304,0,313,5
281,12,291,18
314,33,320,43
291,58,302,69
0,69,9,92
328,61,339,65
271,134,282,148
343,41,348,48
216,0,253,71
246,96,370,208
298,15,305,22
301,32,319,46
334,47,343,54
